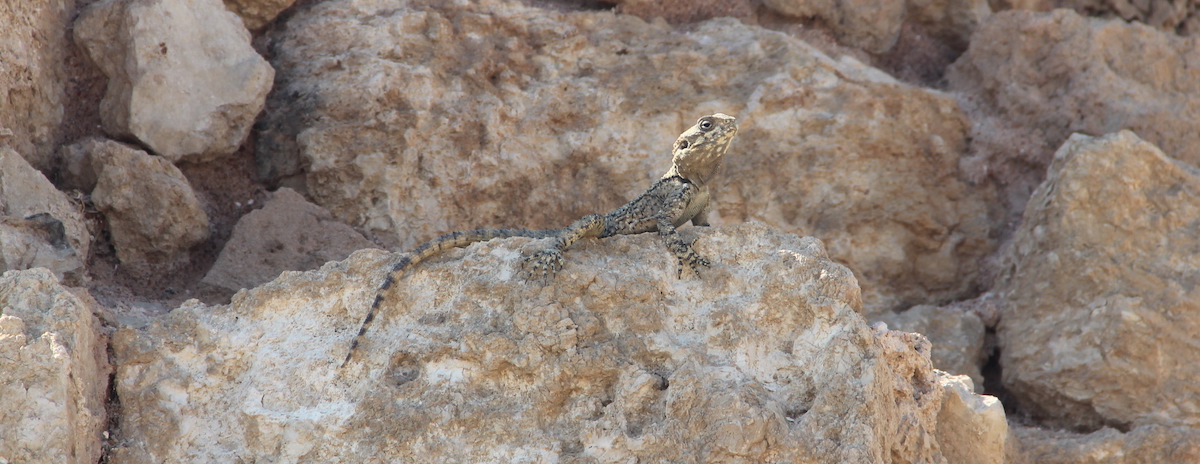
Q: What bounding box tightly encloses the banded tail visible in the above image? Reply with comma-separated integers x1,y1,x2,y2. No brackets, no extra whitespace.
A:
341,228,558,366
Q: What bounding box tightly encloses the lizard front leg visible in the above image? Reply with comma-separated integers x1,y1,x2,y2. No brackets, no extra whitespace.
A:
522,213,605,280
658,185,710,278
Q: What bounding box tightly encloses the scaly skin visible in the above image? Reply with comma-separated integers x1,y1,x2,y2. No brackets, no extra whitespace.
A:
343,113,738,366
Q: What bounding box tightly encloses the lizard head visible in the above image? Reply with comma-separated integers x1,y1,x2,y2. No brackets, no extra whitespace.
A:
666,113,738,186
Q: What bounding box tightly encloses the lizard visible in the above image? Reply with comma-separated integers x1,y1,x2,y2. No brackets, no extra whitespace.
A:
342,113,738,366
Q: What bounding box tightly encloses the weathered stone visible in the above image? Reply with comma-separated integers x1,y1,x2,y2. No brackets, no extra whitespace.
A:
91,140,210,266
607,0,756,23
259,0,995,315
73,0,274,163
1003,0,1199,36
203,187,377,291
0,147,90,282
949,9,1200,214
0,0,72,170
0,268,110,464
763,0,907,53
936,375,1006,464
995,131,1200,429
904,0,992,50
876,303,986,389
1012,424,1200,464
110,223,964,463
222,0,298,30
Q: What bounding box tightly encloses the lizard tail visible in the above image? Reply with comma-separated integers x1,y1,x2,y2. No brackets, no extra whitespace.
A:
341,228,559,367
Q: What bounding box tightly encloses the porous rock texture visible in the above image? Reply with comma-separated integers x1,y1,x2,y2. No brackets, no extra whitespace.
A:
763,0,907,53
0,147,90,283
0,268,111,464
258,0,996,316
0,0,72,170
995,131,1200,430
222,0,298,30
73,0,274,163
1005,0,1199,36
203,187,377,291
949,9,1200,213
109,223,972,463
875,303,986,389
90,139,211,266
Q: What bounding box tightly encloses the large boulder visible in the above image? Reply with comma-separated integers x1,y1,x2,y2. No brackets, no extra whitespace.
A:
0,147,90,283
0,0,73,170
74,0,274,163
258,0,996,315
0,268,111,464
995,131,1200,430
949,9,1200,214
108,223,985,463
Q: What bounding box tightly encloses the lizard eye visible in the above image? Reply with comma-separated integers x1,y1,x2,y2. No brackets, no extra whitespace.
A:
678,140,690,149
699,119,713,131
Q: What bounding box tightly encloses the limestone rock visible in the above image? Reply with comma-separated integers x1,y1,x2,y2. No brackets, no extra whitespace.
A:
996,131,1200,429
0,268,111,464
0,147,90,282
904,0,992,50
606,0,757,23
936,375,1007,464
948,9,1200,213
110,223,960,463
763,0,907,53
73,0,274,163
203,187,377,291
91,140,210,266
222,0,297,30
875,303,986,389
258,0,995,315
1012,424,1200,464
0,0,72,170
1004,0,1199,36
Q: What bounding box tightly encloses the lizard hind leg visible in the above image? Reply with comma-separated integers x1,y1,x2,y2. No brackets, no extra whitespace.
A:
521,213,605,281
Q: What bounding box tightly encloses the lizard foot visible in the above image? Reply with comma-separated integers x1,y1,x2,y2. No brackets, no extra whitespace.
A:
669,240,710,278
522,249,564,281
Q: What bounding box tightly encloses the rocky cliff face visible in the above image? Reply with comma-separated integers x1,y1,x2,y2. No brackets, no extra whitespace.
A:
2,0,1199,462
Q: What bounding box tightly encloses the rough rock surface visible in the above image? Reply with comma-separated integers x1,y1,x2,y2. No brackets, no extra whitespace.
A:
222,0,298,30
875,303,986,389
0,0,73,170
949,9,1200,214
995,131,1200,430
1005,0,1199,36
259,0,996,315
903,0,991,50
0,147,90,282
1011,424,1200,464
74,0,274,163
0,268,111,464
935,375,1006,464
91,140,210,266
763,0,907,53
203,187,377,291
606,0,757,23
110,223,965,463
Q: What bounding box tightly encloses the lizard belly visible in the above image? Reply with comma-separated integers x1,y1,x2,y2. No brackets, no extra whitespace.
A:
674,186,710,228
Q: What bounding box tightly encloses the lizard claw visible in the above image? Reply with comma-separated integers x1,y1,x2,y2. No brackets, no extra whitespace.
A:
522,249,564,281
676,248,710,278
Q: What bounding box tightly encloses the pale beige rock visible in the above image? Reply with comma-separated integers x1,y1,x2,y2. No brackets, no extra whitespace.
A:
110,223,959,463
0,0,72,170
91,141,210,266
1004,0,1198,36
996,131,1200,429
1012,424,1200,464
763,0,907,52
73,0,274,163
222,0,297,30
259,0,995,315
876,303,986,389
0,268,110,464
936,375,1006,464
203,187,377,291
0,147,90,282
949,9,1200,214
